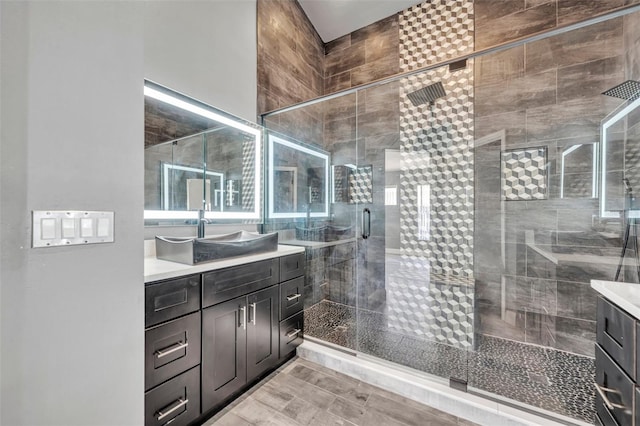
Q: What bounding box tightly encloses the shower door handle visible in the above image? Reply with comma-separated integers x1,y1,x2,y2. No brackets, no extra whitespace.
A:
362,208,371,239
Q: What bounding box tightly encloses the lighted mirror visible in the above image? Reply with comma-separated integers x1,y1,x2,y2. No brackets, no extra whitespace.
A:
144,81,262,223
600,95,640,218
268,133,329,219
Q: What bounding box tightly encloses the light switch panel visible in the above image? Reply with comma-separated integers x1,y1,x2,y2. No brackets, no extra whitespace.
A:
41,219,56,239
62,218,76,239
32,211,115,248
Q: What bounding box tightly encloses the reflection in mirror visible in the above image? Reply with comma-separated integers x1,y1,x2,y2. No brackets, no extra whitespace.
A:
267,133,329,219
144,81,262,223
600,96,640,218
559,143,598,199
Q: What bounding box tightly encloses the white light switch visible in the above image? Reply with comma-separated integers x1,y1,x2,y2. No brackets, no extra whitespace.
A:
41,218,56,239
97,218,110,238
33,211,114,248
62,218,76,239
80,218,94,238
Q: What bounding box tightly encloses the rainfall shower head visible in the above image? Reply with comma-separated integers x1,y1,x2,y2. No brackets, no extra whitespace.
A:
406,81,447,107
602,80,640,101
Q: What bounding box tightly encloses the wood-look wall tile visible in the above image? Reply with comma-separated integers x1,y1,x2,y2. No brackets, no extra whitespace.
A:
325,43,367,77
475,110,527,144
475,46,525,87
323,93,358,122
324,72,351,95
624,12,640,80
474,0,525,23
476,2,557,50
350,56,399,87
525,18,623,73
525,0,554,8
365,29,399,64
558,0,624,26
325,34,351,55
475,69,557,117
325,116,357,144
357,110,400,139
360,81,400,115
257,86,282,115
525,96,619,142
557,56,624,102
257,1,297,52
351,15,398,45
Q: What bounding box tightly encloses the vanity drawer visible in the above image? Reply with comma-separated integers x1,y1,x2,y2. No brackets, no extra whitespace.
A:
596,344,634,426
145,275,200,327
280,311,304,358
280,277,304,320
145,311,201,391
145,365,200,426
280,253,305,282
597,296,636,379
202,259,279,308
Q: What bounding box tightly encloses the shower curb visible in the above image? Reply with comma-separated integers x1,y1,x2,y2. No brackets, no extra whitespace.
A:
297,341,590,426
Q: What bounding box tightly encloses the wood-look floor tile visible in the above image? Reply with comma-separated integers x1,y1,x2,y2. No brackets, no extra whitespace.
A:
207,412,252,426
282,396,321,425
271,374,337,410
233,396,280,424
365,392,458,426
327,396,367,425
251,382,295,411
310,410,358,426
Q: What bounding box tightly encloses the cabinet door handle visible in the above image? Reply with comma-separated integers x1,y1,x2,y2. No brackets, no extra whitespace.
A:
286,329,301,339
594,383,627,411
155,341,188,359
250,303,257,325
286,293,301,301
157,398,188,421
240,306,246,330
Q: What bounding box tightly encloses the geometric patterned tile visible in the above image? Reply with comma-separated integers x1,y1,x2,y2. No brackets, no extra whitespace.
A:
501,147,548,201
399,0,474,71
349,166,373,204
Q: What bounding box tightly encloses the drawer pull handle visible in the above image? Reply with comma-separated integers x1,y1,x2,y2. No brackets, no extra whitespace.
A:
250,303,257,325
156,342,188,359
157,398,188,421
286,329,301,339
240,306,247,330
286,294,301,301
594,383,626,411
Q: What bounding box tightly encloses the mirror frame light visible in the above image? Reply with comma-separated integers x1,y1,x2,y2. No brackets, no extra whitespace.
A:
144,80,262,221
600,96,640,218
267,133,330,219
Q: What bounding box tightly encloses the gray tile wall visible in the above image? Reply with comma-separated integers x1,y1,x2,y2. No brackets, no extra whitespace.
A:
474,16,630,357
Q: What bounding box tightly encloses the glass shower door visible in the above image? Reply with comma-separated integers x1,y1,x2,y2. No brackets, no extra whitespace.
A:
354,65,474,385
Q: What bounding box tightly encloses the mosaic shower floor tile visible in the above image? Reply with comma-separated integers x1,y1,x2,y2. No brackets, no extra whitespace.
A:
304,300,595,423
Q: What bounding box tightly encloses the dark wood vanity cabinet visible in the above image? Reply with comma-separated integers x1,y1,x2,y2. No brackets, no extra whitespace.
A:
201,284,279,409
596,296,639,426
145,251,305,425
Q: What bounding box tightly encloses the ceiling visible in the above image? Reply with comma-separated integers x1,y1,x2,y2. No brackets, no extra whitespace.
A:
298,0,422,43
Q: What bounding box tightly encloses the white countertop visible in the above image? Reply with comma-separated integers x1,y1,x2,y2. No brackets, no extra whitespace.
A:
591,279,640,320
145,244,305,283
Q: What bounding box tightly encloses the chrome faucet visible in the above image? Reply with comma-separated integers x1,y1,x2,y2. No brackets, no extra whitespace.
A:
198,209,210,238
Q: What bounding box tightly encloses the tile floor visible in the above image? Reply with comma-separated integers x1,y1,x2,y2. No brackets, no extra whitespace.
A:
205,357,479,426
304,300,595,423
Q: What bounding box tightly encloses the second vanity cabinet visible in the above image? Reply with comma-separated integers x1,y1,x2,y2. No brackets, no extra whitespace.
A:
595,295,639,426
144,249,305,426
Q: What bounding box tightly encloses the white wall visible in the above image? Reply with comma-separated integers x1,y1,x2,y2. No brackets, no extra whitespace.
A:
1,2,145,424
1,1,258,424
144,0,258,122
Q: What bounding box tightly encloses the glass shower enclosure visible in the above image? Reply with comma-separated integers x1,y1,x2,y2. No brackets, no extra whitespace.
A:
260,7,640,423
